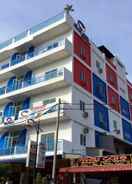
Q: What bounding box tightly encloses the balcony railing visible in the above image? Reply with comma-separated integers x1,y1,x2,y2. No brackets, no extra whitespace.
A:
0,39,71,71
45,139,72,156
0,12,65,50
0,145,27,156
0,139,71,157
0,68,65,96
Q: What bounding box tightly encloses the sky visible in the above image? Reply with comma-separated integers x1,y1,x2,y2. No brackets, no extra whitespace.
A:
0,0,132,79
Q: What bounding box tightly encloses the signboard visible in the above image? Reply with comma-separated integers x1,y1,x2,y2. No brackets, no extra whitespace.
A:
26,141,46,168
26,141,37,168
74,154,132,167
4,116,15,124
19,109,32,120
74,20,86,35
37,143,46,168
32,101,45,112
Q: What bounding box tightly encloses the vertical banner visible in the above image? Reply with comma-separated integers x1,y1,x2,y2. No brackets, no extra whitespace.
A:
26,141,37,168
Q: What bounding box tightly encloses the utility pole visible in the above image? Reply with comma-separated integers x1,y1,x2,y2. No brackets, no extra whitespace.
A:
51,98,61,184
33,120,40,184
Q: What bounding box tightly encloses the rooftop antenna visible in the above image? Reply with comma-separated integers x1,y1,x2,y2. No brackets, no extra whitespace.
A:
64,4,74,14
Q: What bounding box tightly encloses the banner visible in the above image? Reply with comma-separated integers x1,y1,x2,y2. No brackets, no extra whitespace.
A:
37,143,46,168
26,141,37,168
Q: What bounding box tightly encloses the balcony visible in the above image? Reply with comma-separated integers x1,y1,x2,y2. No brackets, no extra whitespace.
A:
45,139,72,156
0,68,72,104
0,139,71,161
0,12,74,60
0,103,72,130
0,39,72,80
0,145,27,161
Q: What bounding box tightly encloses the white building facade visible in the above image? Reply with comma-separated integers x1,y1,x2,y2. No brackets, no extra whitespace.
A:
0,10,132,165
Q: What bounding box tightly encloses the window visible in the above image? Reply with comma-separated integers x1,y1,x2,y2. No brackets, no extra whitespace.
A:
96,60,103,74
99,112,104,124
111,95,116,104
15,101,23,120
96,85,104,95
80,71,85,81
80,101,85,112
3,131,19,151
80,134,86,146
80,47,86,58
41,133,54,151
113,120,118,130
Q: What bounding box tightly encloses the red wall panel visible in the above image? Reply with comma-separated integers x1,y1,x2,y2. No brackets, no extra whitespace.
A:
108,86,120,112
74,31,91,66
127,83,132,104
74,58,92,93
106,64,118,90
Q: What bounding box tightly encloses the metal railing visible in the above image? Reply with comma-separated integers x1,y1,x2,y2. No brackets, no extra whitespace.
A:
0,144,27,156
0,38,71,71
0,68,65,95
0,12,64,50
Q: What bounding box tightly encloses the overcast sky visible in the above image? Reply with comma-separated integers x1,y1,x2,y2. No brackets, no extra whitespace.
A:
0,0,131,79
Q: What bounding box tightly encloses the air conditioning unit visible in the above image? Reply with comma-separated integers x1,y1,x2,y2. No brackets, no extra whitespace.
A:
82,112,88,118
83,127,89,134
4,116,15,124
114,129,120,135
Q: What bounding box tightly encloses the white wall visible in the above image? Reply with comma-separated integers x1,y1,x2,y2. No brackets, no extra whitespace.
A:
30,86,72,106
72,121,95,154
108,110,123,139
91,44,106,80
71,86,93,127
118,76,128,100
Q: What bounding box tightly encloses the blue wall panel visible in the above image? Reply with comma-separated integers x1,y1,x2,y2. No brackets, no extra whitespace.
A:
94,100,109,131
93,74,107,103
122,119,132,142
120,96,130,120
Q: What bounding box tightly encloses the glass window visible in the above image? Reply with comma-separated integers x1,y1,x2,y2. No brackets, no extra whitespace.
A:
41,133,54,151
3,131,19,152
80,47,85,58
80,134,86,146
111,95,116,104
80,101,85,112
113,120,118,130
80,71,85,81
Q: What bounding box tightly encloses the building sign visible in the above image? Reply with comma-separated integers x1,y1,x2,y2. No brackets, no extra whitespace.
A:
4,116,15,124
19,109,32,120
73,154,132,167
37,143,46,168
32,101,45,112
74,20,86,35
26,141,37,168
32,101,57,117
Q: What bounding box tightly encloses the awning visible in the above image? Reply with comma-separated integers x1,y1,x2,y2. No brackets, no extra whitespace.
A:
59,164,132,174
59,154,132,174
